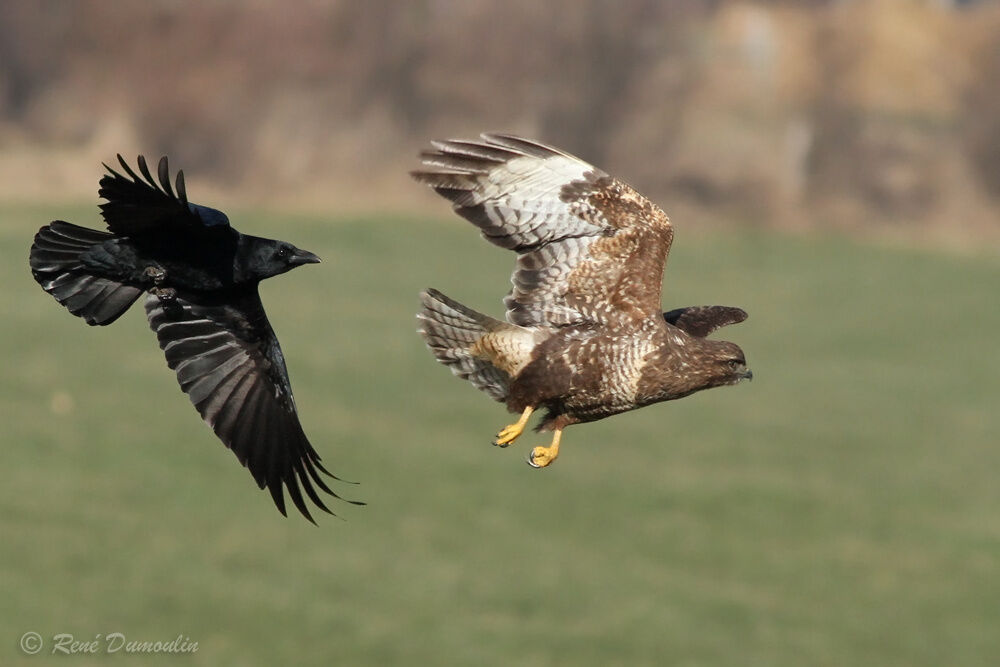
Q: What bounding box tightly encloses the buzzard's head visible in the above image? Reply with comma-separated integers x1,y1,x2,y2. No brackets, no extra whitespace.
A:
704,340,753,387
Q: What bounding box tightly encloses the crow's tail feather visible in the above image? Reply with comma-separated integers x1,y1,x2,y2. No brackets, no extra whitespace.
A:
30,221,142,326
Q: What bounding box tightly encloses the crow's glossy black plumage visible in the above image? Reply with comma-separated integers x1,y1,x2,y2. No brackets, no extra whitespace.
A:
29,155,359,522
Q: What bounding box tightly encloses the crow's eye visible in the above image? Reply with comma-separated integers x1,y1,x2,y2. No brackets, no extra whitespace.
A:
276,247,291,260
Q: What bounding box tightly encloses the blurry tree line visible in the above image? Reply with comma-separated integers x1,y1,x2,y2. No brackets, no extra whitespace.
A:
1,0,998,238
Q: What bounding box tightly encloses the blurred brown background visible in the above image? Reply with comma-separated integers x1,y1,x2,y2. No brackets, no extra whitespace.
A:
2,0,998,244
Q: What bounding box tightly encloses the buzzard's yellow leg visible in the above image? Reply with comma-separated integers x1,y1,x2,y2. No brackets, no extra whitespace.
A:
527,428,562,469
494,406,534,448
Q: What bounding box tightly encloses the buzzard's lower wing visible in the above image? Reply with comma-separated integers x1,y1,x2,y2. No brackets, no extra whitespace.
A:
664,306,748,338
412,133,674,327
145,288,352,522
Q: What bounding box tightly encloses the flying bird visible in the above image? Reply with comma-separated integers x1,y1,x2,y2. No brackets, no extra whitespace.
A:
413,134,752,468
29,155,358,522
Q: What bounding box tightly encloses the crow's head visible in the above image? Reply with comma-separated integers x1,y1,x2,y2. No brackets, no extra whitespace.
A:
242,238,321,281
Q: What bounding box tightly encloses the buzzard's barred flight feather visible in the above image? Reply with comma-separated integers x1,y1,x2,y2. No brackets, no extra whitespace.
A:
414,134,751,466
412,133,674,328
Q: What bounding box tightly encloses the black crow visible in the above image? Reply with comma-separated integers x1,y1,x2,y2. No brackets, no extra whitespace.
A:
29,155,359,522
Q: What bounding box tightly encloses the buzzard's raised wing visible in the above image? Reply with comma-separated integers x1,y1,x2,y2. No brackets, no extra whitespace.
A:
145,288,352,522
99,155,232,236
664,306,748,338
412,134,673,328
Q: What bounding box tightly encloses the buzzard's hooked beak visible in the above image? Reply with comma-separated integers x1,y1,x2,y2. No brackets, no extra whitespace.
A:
743,368,753,382
290,249,321,266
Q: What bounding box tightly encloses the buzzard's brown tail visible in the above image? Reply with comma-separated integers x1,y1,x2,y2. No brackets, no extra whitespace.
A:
417,289,511,402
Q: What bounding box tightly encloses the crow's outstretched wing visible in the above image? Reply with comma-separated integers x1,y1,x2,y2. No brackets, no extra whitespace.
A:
99,155,232,236
145,287,355,522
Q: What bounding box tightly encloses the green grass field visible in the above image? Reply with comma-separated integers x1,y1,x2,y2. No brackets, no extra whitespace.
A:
2,203,999,666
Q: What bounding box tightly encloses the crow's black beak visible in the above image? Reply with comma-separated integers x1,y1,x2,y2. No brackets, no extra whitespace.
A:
290,249,321,266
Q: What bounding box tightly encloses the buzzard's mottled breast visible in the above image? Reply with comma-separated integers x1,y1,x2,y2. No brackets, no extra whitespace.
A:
508,320,661,425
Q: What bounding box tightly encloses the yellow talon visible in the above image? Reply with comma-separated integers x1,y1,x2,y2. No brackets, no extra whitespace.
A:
493,406,534,447
527,429,562,468
494,425,521,446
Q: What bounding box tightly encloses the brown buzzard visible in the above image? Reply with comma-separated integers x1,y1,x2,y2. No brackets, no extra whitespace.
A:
413,134,751,468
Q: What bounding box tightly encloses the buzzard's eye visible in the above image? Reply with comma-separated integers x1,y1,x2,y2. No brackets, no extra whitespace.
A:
727,359,742,369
